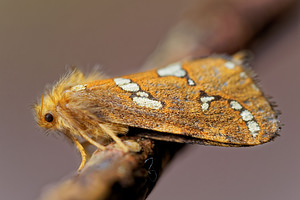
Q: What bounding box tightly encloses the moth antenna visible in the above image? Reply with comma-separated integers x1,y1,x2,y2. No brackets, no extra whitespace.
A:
99,124,129,153
40,94,44,120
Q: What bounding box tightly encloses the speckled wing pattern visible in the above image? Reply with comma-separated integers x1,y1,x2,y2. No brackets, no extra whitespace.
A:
71,55,280,146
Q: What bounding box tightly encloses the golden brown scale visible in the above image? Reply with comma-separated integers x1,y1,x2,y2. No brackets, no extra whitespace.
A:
34,53,280,171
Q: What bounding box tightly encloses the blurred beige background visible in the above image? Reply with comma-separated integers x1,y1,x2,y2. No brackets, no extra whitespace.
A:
0,0,299,199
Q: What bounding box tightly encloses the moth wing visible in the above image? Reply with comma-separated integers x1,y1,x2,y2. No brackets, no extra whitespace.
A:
72,55,279,146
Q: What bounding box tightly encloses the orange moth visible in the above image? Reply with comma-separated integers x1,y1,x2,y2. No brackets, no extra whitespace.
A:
34,53,280,171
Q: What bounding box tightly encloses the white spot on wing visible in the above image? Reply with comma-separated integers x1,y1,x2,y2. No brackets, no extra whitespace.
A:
247,121,260,137
187,79,195,86
201,103,209,111
120,83,139,92
201,96,215,103
240,110,254,121
136,91,149,97
114,78,163,108
240,72,248,78
114,78,131,86
71,84,87,92
225,61,235,69
157,62,186,77
200,96,215,111
133,97,162,109
230,101,242,110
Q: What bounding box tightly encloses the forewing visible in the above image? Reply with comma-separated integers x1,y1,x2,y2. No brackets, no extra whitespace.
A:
72,55,280,146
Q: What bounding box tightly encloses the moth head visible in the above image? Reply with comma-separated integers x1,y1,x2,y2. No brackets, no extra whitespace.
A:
34,68,105,131
34,69,86,130
34,94,59,130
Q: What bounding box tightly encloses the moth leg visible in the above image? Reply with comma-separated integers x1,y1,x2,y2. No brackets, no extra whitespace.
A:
79,131,107,151
64,132,87,171
99,123,129,153
73,137,87,171
65,133,87,171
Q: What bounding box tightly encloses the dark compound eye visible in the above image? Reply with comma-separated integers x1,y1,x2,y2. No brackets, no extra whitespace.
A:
44,113,54,122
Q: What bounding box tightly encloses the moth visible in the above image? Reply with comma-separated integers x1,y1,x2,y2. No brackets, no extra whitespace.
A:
34,53,280,170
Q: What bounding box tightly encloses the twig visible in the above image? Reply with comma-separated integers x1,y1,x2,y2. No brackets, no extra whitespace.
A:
39,137,182,200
